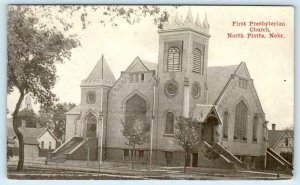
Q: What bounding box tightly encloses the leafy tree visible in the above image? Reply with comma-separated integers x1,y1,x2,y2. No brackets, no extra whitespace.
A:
38,102,76,141
8,7,79,171
17,108,37,128
8,4,173,172
174,116,203,173
121,115,151,169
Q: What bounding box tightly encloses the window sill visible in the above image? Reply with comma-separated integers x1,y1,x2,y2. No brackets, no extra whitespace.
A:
252,141,257,144
233,139,247,143
163,134,174,137
222,138,228,141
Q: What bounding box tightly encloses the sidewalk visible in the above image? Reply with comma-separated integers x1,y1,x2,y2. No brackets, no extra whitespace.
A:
7,157,292,180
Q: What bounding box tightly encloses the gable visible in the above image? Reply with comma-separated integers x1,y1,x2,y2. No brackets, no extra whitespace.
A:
213,62,264,114
38,131,57,143
235,65,251,79
273,130,294,149
125,57,150,73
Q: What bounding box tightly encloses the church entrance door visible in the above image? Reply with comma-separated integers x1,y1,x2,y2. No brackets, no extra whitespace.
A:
202,116,218,144
85,113,97,138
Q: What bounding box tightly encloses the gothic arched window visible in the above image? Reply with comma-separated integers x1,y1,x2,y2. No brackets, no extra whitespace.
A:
252,115,259,142
234,100,248,140
223,111,229,139
85,113,97,137
192,48,203,74
125,94,147,122
167,47,181,71
165,112,175,134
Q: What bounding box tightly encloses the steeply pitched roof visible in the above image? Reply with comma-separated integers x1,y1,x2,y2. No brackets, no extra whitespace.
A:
125,57,157,73
7,127,47,145
191,105,222,124
268,130,294,148
65,105,81,115
142,60,157,72
81,55,116,86
207,64,239,104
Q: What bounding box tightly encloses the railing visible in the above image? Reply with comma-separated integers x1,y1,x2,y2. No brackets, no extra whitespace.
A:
267,148,292,169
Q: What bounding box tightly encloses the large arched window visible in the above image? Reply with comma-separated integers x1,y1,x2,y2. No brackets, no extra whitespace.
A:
234,100,248,140
167,47,181,71
252,115,259,142
223,111,229,139
192,48,203,74
125,94,147,122
165,112,175,134
85,113,97,137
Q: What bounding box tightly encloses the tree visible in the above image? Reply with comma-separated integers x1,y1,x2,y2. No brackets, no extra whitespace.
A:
8,7,79,171
8,4,173,172
17,108,37,128
174,116,203,173
38,102,76,141
121,115,151,169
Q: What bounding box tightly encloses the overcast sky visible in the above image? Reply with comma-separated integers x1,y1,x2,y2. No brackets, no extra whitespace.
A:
7,6,294,130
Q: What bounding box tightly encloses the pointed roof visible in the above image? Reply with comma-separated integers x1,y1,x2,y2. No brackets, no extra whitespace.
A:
195,14,202,27
203,13,209,27
125,57,157,73
207,64,239,104
184,7,194,25
191,105,222,124
268,129,294,148
81,55,116,87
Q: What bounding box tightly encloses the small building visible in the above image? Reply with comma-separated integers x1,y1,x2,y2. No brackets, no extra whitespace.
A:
7,121,59,160
268,124,294,164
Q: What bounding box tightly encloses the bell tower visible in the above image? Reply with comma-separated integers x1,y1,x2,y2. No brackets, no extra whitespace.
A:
157,8,211,119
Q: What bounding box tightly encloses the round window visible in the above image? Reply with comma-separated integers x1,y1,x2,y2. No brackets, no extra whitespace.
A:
164,80,179,97
87,91,96,104
191,82,201,98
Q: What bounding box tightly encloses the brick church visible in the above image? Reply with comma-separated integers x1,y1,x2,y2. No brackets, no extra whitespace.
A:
50,9,270,170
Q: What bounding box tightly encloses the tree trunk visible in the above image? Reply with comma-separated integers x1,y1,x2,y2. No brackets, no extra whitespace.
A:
131,144,135,169
12,91,25,171
184,150,188,173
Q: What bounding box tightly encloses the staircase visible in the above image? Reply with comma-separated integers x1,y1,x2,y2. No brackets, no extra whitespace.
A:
267,148,293,171
49,137,83,162
211,143,245,170
66,137,98,161
201,141,245,171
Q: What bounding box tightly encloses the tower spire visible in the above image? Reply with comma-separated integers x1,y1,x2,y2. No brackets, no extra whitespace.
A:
184,7,194,26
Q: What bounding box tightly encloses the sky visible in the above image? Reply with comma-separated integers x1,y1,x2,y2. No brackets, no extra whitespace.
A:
7,6,294,130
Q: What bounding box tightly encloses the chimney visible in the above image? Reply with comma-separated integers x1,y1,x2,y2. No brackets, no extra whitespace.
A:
272,123,276,131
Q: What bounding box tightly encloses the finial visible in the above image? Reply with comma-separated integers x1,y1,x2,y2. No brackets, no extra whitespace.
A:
203,12,209,27
174,12,180,25
195,13,202,27
184,7,194,27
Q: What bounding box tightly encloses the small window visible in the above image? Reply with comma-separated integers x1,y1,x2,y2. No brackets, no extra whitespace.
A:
192,48,203,74
165,112,175,134
141,74,144,81
124,149,129,157
165,152,173,166
167,47,181,71
285,138,289,147
223,111,229,139
41,141,44,149
252,116,258,142
239,78,248,89
130,74,134,82
139,150,144,158
49,141,51,149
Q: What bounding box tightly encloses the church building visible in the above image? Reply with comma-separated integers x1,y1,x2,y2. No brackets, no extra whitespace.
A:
50,9,269,170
